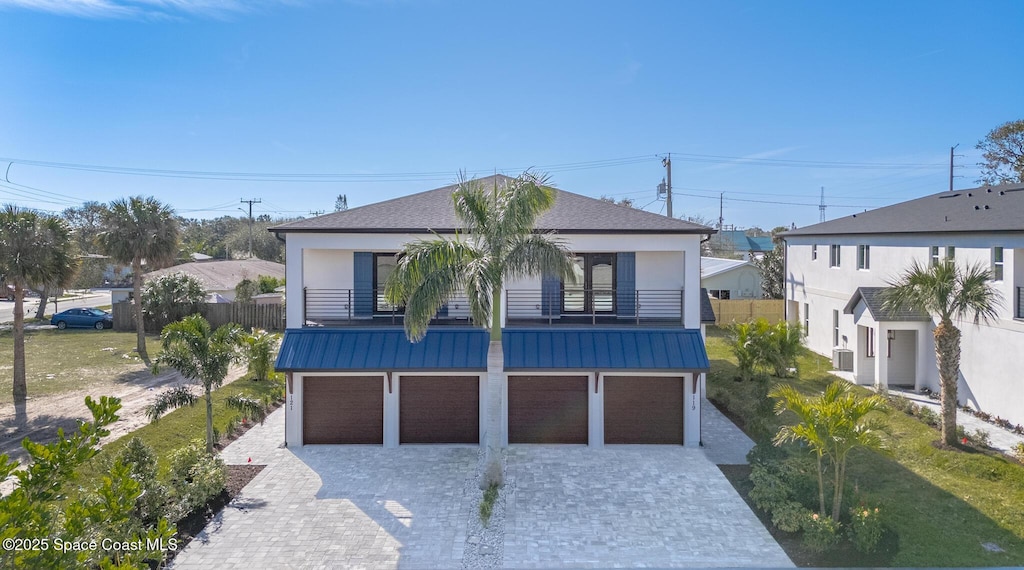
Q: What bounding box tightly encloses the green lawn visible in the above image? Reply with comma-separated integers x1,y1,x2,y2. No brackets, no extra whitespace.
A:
705,326,1024,567
0,329,158,404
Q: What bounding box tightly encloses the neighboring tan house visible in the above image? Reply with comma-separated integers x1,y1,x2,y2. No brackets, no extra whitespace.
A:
270,175,714,449
109,258,285,304
701,257,764,300
782,182,1024,427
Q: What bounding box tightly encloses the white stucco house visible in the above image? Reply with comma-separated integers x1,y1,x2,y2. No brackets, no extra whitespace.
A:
701,257,764,299
782,182,1024,427
269,175,716,449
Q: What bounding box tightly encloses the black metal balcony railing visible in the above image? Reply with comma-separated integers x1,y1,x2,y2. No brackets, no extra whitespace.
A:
303,287,686,327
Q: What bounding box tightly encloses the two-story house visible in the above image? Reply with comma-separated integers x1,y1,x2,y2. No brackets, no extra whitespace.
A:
782,182,1024,427
270,175,713,449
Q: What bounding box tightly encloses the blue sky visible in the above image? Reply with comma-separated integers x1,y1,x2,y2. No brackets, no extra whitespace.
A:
0,0,1021,229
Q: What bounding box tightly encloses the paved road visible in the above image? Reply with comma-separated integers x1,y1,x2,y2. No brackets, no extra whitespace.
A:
0,290,111,324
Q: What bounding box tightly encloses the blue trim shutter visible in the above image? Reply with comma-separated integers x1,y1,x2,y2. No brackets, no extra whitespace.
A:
541,274,561,317
353,252,373,316
616,252,635,317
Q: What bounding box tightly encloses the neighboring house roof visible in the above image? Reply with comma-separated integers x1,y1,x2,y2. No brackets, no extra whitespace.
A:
783,182,1024,237
699,288,716,324
146,259,285,292
843,287,931,322
504,328,709,371
269,175,714,235
190,252,213,261
275,327,711,372
716,231,774,252
701,256,751,278
275,328,489,372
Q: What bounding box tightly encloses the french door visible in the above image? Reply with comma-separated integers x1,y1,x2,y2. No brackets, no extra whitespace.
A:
562,253,616,314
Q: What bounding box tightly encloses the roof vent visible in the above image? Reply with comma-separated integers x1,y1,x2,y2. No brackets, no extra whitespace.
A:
985,205,991,209
987,188,993,193
852,214,857,218
975,205,980,210
1000,191,1006,195
968,192,973,197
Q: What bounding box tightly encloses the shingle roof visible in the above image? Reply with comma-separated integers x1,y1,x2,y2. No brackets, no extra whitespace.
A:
270,175,712,235
699,288,716,324
145,259,285,292
843,287,931,322
783,183,1024,237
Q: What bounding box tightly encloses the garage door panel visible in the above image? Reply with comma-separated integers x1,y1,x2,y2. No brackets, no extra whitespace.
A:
508,376,588,444
303,376,383,444
604,376,683,445
400,376,479,444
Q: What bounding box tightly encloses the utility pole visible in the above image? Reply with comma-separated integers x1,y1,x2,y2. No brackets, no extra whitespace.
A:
661,153,673,218
949,144,959,192
240,198,262,258
718,193,724,230
819,187,826,223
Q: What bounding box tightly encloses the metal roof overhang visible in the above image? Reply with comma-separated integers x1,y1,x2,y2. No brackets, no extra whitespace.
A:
276,327,711,373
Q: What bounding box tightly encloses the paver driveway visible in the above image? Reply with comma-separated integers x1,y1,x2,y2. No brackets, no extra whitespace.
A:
172,407,792,569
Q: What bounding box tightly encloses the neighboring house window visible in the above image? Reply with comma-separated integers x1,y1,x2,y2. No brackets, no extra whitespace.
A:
992,247,1004,281
857,245,870,270
811,245,818,261
373,253,401,313
710,289,730,300
930,246,940,266
562,253,616,313
803,302,809,336
833,309,840,347
829,244,841,267
946,246,955,260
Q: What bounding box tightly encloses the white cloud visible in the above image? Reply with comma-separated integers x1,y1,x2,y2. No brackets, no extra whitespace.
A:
0,0,302,18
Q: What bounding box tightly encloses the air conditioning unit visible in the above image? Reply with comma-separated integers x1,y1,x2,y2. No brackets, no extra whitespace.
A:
832,348,854,372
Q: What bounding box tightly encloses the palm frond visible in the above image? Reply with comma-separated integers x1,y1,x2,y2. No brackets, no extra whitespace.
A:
154,314,241,388
451,173,493,236
97,196,179,269
883,259,1001,325
493,171,556,241
146,386,197,421
502,233,577,284
226,395,268,425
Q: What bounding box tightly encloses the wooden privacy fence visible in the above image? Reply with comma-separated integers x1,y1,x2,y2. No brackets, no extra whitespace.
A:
709,298,784,325
112,301,285,333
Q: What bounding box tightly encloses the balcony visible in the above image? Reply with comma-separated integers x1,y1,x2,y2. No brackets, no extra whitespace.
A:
302,288,686,327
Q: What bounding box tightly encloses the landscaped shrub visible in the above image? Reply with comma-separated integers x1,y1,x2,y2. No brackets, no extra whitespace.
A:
1012,442,1024,462
748,449,819,533
479,483,499,526
803,512,842,552
727,319,805,380
916,406,939,428
168,439,227,520
772,501,811,533
114,437,170,527
848,504,884,553
970,428,991,448
241,328,281,381
765,321,803,377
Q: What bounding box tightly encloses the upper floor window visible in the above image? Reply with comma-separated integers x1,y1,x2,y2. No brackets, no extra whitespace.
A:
857,245,870,270
709,289,731,300
811,245,818,261
803,302,810,336
946,246,956,260
992,247,1004,281
374,253,401,313
832,309,840,347
829,244,841,267
930,246,940,267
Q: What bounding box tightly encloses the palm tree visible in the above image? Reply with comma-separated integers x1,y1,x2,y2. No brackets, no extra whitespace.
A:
96,197,179,362
772,381,887,521
0,206,78,404
149,314,242,452
385,172,576,488
882,260,1000,445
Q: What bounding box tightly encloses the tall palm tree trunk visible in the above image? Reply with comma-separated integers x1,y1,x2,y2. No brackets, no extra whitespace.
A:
12,284,27,403
33,287,48,320
481,286,505,489
933,321,961,446
132,260,148,361
205,388,215,453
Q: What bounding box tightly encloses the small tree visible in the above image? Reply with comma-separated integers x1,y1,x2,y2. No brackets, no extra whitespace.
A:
772,381,887,521
241,328,281,381
142,271,206,329
766,321,803,377
976,119,1024,185
150,315,242,453
753,243,784,299
256,274,284,294
727,319,772,380
234,277,259,303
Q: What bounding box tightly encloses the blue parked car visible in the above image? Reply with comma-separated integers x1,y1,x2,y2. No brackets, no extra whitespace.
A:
51,308,114,330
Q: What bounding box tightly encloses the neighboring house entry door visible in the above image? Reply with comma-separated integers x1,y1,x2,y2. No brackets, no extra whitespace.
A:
604,376,684,444
507,376,588,444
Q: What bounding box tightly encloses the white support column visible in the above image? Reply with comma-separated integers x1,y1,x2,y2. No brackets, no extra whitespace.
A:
383,373,399,448
684,373,701,447
874,324,889,392
499,372,509,448
589,372,603,448
285,374,303,447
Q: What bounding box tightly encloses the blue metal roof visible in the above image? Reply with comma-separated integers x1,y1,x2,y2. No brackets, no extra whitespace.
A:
275,328,489,372
276,327,710,372
502,328,709,371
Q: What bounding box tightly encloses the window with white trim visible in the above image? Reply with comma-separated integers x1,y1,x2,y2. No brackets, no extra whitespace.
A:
811,245,818,261
857,245,870,270
946,246,955,260
992,247,1004,281
830,244,841,267
833,309,840,347
804,303,809,336
929,246,940,266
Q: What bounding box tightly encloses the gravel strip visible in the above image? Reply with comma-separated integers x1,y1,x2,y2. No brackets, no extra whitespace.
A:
461,448,507,569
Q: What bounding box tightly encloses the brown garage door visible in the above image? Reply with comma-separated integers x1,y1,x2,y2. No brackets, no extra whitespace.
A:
508,376,588,444
604,376,683,444
303,376,383,444
400,376,479,443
